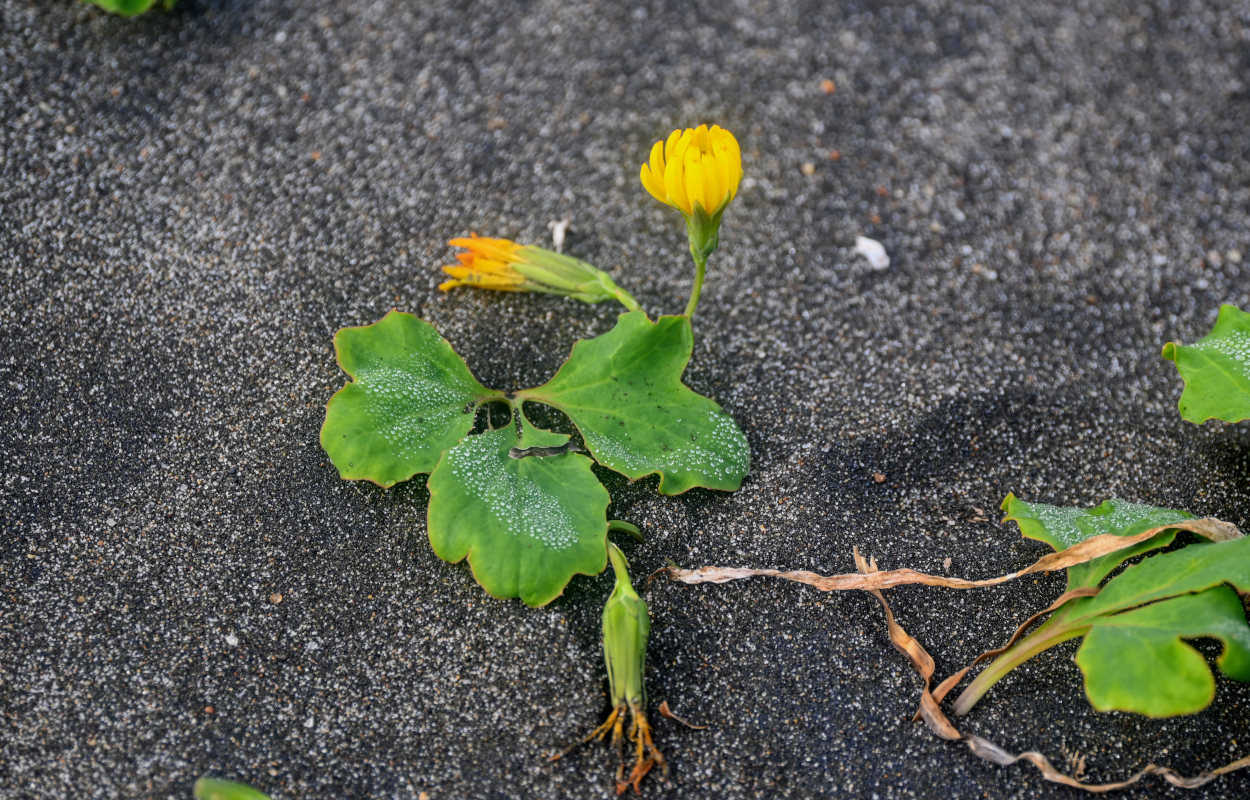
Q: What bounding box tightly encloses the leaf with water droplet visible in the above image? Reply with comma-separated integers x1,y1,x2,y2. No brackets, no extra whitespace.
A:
517,311,750,495
427,414,610,606
321,310,503,487
1002,493,1187,591
1162,304,1250,424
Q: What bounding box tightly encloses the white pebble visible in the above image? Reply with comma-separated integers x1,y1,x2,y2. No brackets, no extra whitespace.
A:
854,235,890,270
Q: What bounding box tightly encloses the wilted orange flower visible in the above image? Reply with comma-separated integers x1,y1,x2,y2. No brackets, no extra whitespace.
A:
439,235,640,310
438,236,532,292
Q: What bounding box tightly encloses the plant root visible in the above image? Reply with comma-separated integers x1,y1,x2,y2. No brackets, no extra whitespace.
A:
551,702,668,795
618,703,666,795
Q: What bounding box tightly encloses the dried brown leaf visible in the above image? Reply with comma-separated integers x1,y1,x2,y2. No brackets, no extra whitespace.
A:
658,700,708,730
664,519,1240,593
659,517,1249,792
859,567,1250,791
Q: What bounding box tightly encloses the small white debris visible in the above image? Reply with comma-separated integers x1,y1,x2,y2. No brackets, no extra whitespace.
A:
854,235,890,270
225,634,239,647
304,715,315,729
547,217,571,253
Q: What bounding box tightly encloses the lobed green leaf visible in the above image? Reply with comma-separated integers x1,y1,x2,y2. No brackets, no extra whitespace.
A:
1000,494,1187,590
1076,586,1250,716
1162,304,1250,424
321,310,501,487
518,311,750,495
427,415,610,607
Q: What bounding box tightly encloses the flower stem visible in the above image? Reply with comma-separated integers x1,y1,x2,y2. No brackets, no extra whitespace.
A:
950,620,1087,716
683,251,707,318
613,288,642,313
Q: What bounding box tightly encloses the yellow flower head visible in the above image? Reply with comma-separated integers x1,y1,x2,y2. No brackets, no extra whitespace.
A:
639,124,742,218
439,234,640,310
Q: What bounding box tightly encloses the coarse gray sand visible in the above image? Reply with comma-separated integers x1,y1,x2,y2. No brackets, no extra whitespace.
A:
3,1,1250,798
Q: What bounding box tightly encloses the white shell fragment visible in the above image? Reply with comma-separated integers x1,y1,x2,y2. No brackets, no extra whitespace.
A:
854,235,890,270
548,217,571,253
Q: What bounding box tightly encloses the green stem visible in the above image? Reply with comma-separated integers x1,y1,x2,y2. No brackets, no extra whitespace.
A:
950,621,1087,716
608,519,645,542
683,252,707,319
613,288,642,313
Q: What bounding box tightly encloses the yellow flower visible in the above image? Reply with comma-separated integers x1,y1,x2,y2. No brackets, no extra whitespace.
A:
639,124,742,219
639,125,742,317
439,235,640,310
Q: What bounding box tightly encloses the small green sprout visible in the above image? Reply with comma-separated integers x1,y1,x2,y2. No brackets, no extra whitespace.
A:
82,0,177,16
553,542,666,793
193,777,271,800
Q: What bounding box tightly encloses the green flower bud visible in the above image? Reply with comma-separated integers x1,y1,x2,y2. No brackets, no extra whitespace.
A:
603,543,650,709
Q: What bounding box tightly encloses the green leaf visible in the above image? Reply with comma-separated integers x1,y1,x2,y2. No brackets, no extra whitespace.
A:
321,311,502,487
954,498,1249,718
1077,586,1250,716
193,778,271,800
1079,534,1250,617
1000,494,1186,590
427,414,610,606
517,311,750,495
82,0,173,15
1162,304,1250,424
1068,537,1250,716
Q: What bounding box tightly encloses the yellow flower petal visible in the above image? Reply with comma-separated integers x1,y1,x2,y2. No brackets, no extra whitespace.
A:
693,123,709,152
683,146,705,214
648,140,665,181
663,128,683,161
640,163,665,204
701,152,721,213
664,148,690,215
447,235,523,264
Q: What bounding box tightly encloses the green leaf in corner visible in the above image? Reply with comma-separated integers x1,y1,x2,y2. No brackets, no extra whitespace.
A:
427,414,610,606
83,0,176,15
1162,304,1250,424
516,311,750,495
193,777,271,800
321,310,503,487
1075,537,1250,716
953,497,1249,718
1075,587,1250,717
1000,494,1188,590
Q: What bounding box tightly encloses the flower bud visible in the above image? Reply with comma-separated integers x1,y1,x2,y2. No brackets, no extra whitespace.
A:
552,542,666,793
602,543,650,710
639,124,742,261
